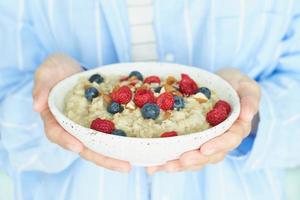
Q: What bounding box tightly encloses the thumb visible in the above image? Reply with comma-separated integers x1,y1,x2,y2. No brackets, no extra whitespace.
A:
237,81,260,123
33,84,51,112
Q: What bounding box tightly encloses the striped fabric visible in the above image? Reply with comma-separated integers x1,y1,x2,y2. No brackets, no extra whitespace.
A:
0,0,300,200
127,0,158,61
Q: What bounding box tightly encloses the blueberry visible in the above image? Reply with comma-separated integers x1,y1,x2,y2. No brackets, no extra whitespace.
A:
129,71,143,81
141,103,160,120
107,102,124,114
112,129,127,136
89,74,104,84
198,87,211,99
173,96,185,110
154,86,162,93
85,87,99,101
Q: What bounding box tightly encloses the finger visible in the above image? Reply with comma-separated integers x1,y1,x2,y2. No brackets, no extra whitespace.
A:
32,67,53,112
163,160,182,172
237,80,260,122
33,55,82,112
239,94,260,123
80,148,131,172
147,166,161,175
161,153,226,172
179,150,209,166
41,108,131,173
33,86,50,112
147,165,166,174
182,164,204,172
41,108,83,153
200,119,251,155
147,160,181,174
208,152,226,164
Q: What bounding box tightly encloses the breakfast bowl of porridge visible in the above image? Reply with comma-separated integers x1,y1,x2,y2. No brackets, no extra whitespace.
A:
48,62,240,166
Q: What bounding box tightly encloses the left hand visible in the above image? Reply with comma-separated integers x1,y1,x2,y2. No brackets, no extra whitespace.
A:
147,68,261,174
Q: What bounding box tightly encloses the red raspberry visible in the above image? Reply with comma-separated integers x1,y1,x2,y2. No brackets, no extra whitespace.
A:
214,100,231,114
144,76,161,84
206,107,228,126
90,118,115,134
178,74,198,96
134,88,155,107
111,86,132,104
160,131,178,137
156,92,174,111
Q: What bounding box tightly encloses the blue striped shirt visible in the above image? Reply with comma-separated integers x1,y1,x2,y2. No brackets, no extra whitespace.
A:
0,0,300,199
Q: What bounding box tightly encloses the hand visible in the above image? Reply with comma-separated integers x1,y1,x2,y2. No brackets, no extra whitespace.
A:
32,54,131,172
147,68,261,173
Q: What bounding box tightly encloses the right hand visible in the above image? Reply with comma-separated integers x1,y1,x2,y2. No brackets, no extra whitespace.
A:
32,54,131,172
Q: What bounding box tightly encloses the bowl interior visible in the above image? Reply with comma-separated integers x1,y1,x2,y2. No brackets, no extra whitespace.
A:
52,62,239,117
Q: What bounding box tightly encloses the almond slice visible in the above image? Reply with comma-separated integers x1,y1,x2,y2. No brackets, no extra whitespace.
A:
103,94,112,105
125,101,136,110
128,76,138,82
163,111,172,120
193,92,208,103
164,84,176,93
159,87,166,94
112,85,120,92
83,84,91,90
166,76,177,85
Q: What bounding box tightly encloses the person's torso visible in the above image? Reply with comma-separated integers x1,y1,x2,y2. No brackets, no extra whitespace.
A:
18,1,293,199
27,0,294,80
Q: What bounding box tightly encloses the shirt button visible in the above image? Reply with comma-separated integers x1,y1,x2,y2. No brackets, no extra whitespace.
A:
164,53,175,62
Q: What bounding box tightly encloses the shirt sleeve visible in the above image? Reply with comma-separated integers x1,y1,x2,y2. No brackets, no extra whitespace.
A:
0,1,79,173
230,5,300,170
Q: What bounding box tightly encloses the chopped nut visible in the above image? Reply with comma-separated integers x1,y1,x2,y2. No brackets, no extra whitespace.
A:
164,84,176,93
103,94,112,105
125,101,136,110
193,92,208,103
154,92,160,97
128,76,138,82
112,85,120,92
166,76,177,85
129,85,136,92
83,84,91,90
135,82,143,88
163,111,172,120
159,87,166,94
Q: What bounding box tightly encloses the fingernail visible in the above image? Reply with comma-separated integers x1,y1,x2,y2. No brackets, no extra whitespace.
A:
202,148,215,156
67,143,82,153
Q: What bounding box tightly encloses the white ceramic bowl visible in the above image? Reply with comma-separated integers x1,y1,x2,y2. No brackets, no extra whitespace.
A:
48,62,240,166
